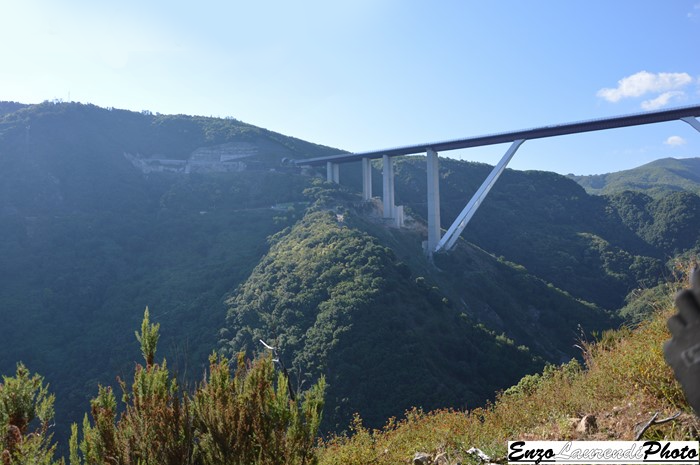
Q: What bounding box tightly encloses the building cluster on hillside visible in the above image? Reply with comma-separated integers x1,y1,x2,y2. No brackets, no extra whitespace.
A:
124,142,258,174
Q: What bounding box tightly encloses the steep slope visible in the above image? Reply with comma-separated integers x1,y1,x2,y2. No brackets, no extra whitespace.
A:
317,280,696,465
221,183,615,431
568,157,700,196
2,101,700,446
0,101,343,215
607,190,700,254
0,101,340,443
387,158,667,310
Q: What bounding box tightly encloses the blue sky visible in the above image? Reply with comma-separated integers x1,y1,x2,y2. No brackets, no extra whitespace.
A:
1,0,699,175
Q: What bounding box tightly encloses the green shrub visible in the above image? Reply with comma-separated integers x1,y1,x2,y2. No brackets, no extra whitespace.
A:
0,363,62,465
192,353,325,465
69,308,325,465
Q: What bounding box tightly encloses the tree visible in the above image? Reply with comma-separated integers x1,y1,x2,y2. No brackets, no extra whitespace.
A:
70,307,326,465
0,363,62,465
192,352,325,465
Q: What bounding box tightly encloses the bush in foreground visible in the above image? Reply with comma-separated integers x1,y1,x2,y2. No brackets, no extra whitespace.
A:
0,363,61,465
1,308,325,465
70,307,325,465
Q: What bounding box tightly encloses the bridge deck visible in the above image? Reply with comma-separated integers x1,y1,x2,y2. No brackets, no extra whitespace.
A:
295,104,700,166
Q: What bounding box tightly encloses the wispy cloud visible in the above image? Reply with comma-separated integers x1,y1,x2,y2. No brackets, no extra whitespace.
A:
665,135,687,146
641,91,685,110
689,3,700,20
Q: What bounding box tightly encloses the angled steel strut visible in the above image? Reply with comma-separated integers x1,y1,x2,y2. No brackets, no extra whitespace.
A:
435,139,525,253
682,117,700,133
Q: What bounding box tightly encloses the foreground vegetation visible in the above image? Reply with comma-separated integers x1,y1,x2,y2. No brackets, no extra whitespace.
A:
317,270,699,465
3,272,699,464
1,309,325,465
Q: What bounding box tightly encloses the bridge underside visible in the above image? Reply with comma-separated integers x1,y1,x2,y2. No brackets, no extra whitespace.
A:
310,106,700,256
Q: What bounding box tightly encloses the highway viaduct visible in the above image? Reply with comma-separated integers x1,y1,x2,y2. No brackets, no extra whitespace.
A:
294,105,700,256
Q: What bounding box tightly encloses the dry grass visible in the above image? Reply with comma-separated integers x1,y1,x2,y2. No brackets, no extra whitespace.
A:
317,281,700,465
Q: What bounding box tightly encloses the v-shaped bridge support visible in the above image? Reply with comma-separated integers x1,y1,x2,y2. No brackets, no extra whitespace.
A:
309,107,700,257
428,115,700,256
432,139,525,254
682,117,700,133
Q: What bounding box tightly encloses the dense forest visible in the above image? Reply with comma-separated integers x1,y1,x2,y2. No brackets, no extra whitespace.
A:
1,101,700,455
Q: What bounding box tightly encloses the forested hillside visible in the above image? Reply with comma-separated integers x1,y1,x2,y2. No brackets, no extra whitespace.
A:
0,101,340,445
221,182,615,430
569,157,700,196
316,279,698,465
391,158,673,310
2,102,700,446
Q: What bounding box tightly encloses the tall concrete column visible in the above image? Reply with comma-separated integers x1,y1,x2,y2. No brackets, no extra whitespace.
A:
382,155,395,218
326,162,339,183
361,157,372,200
426,148,441,253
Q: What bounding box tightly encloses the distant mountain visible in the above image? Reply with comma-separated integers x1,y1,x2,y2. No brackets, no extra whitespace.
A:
2,101,700,445
568,157,700,196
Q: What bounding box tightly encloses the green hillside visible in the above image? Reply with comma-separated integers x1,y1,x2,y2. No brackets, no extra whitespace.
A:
606,190,700,254
389,158,674,310
0,101,27,117
569,157,700,196
317,278,697,465
221,182,614,430
2,101,700,449
2,265,696,465
0,101,341,446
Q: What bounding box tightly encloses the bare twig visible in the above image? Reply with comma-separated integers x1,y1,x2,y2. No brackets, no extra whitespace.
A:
260,339,296,401
635,411,682,440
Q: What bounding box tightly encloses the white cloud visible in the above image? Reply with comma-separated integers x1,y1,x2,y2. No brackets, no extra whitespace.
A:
597,71,693,103
689,3,700,19
665,136,687,146
641,91,685,110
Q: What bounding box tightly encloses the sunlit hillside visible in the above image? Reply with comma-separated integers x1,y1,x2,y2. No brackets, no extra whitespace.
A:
317,270,699,465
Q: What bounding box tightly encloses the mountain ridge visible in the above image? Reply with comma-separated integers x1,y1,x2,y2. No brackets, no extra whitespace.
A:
568,157,700,196
1,101,699,445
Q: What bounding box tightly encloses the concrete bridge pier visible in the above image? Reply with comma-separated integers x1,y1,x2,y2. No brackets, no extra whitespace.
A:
326,162,339,183
361,157,372,200
294,105,700,256
382,155,395,219
426,148,441,254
